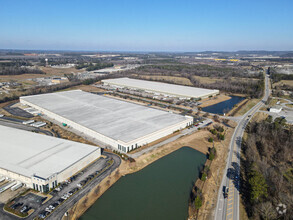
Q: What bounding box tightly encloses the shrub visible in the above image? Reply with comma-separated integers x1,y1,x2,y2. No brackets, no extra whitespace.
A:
194,196,202,210
208,137,214,143
210,129,217,135
218,133,225,140
209,152,215,161
201,173,207,181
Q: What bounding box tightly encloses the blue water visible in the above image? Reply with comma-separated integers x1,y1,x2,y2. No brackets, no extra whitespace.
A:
80,147,206,220
202,96,245,115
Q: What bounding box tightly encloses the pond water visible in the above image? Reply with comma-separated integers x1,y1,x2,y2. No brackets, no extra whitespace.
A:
80,147,206,220
202,96,245,115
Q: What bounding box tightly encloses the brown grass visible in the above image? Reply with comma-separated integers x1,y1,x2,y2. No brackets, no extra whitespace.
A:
199,94,231,107
192,76,259,85
273,80,293,87
40,66,81,76
233,99,260,116
196,126,234,220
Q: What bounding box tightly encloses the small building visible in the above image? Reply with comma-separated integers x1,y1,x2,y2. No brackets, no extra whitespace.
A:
51,77,69,84
269,107,282,113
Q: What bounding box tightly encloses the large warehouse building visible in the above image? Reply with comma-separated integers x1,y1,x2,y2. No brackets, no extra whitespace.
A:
0,125,101,193
102,77,219,99
20,90,193,153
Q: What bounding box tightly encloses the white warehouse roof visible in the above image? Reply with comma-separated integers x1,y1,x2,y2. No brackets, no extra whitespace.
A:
0,125,100,179
102,77,219,98
20,90,190,143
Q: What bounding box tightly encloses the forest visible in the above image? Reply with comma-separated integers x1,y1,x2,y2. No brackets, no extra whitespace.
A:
0,61,45,75
123,64,264,98
241,117,292,219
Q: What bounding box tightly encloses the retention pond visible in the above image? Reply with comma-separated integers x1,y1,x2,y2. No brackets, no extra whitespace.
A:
202,95,245,115
80,147,206,220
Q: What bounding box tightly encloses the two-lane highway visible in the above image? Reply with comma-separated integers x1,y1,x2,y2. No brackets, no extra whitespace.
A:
214,71,270,220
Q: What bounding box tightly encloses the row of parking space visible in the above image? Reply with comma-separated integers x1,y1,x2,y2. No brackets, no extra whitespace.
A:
38,159,110,219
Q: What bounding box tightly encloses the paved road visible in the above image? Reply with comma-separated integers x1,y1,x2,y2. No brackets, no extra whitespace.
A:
0,117,54,136
46,152,121,220
214,71,270,220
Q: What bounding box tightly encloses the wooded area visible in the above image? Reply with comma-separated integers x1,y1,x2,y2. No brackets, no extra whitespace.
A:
241,117,292,219
122,64,264,98
0,61,45,75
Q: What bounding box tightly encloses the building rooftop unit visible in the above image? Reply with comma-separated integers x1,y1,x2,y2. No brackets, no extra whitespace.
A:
0,125,100,179
20,90,190,143
102,77,219,99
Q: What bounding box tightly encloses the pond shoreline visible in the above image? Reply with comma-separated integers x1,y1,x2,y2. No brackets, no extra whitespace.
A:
64,123,234,220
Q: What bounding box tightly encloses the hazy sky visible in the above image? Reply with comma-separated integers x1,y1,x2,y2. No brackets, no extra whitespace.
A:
0,0,292,51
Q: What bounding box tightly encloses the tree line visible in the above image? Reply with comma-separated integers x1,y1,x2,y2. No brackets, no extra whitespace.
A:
75,62,114,71
241,117,292,219
121,64,264,98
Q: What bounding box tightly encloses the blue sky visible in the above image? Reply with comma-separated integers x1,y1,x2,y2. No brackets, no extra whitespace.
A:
0,0,292,51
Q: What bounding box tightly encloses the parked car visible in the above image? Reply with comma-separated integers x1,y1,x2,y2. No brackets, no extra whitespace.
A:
20,206,28,213
39,211,47,219
224,186,229,198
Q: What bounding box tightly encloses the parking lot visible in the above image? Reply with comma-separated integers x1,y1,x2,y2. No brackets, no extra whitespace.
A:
0,152,121,220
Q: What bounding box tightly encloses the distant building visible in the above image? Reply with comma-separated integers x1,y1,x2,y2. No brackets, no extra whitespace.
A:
51,77,69,84
269,107,282,113
102,77,219,99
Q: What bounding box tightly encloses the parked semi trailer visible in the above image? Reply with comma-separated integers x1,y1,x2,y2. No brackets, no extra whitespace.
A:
0,181,17,193
11,182,22,191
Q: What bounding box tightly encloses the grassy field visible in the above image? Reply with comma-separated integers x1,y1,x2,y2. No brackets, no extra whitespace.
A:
40,66,81,76
0,67,80,83
269,98,288,106
273,80,293,87
234,99,260,116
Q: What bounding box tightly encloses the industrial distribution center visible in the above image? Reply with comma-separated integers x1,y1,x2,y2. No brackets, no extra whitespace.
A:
102,77,219,99
0,125,101,193
20,90,193,152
